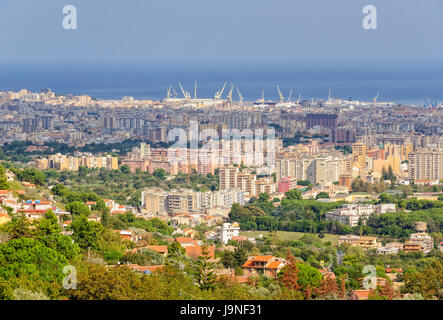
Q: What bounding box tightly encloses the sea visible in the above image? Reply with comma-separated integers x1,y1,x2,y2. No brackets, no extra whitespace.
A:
1,60,443,106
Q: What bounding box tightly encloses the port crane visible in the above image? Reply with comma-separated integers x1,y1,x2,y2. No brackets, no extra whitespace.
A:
194,81,197,99
287,89,293,103
237,87,244,106
373,91,379,112
166,85,172,99
178,82,191,101
259,89,265,103
214,82,227,100
425,97,438,108
296,93,302,105
227,84,235,105
277,85,284,103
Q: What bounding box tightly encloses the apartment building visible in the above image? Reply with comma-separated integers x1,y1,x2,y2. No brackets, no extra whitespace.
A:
408,148,443,181
338,235,379,250
325,203,396,227
219,167,276,196
407,233,434,254
216,222,241,244
276,156,348,186
141,187,169,215
141,187,245,215
38,153,118,171
352,143,367,177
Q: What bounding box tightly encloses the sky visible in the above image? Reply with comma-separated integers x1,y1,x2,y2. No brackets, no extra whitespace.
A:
0,0,442,63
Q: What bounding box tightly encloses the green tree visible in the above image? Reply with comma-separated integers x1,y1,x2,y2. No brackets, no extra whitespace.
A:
0,238,68,282
51,184,67,197
285,189,302,200
101,210,110,228
167,241,185,259
296,262,323,291
97,228,127,262
220,251,236,268
153,169,167,180
69,215,103,250
316,192,330,200
233,246,248,267
0,165,9,190
120,164,131,174
65,201,91,217
7,214,32,239
192,246,217,290
15,168,45,186
35,210,60,238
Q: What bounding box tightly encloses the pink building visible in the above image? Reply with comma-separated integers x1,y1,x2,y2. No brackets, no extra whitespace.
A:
278,177,297,193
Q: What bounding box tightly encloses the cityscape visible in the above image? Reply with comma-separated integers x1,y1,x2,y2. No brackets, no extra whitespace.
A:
0,86,441,301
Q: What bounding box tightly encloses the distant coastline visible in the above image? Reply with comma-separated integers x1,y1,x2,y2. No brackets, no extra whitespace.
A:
1,60,443,106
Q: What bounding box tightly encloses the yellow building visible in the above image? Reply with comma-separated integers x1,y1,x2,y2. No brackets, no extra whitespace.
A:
352,143,367,177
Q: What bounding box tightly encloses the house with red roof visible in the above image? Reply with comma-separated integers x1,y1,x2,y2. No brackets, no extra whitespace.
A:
0,190,14,201
146,245,169,256
174,237,215,259
242,256,287,278
113,230,140,242
125,264,164,274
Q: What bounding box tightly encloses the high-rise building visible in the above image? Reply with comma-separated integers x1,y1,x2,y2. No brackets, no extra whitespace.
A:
140,142,151,158
305,114,338,129
408,149,443,182
141,187,168,215
352,143,367,177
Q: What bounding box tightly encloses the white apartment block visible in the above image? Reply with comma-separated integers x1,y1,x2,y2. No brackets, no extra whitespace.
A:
325,203,396,227
216,222,241,244
141,187,245,215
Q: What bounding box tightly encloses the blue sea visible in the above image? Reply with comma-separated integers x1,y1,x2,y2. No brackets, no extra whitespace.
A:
0,60,443,106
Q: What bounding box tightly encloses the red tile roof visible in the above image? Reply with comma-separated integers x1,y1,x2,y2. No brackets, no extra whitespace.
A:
146,245,168,254
266,261,283,269
242,260,255,268
175,237,194,243
251,255,274,262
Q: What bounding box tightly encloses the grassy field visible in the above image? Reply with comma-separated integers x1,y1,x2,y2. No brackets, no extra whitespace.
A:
239,231,339,245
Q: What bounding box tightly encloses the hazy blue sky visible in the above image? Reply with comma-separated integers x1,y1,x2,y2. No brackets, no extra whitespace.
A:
0,0,442,63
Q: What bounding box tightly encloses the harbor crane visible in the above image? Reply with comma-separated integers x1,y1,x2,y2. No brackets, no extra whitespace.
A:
373,91,379,112
297,93,302,105
287,89,293,103
237,87,244,106
260,89,265,103
227,84,235,105
166,85,172,99
194,81,197,99
277,85,284,103
178,82,191,101
425,97,437,108
214,82,227,100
